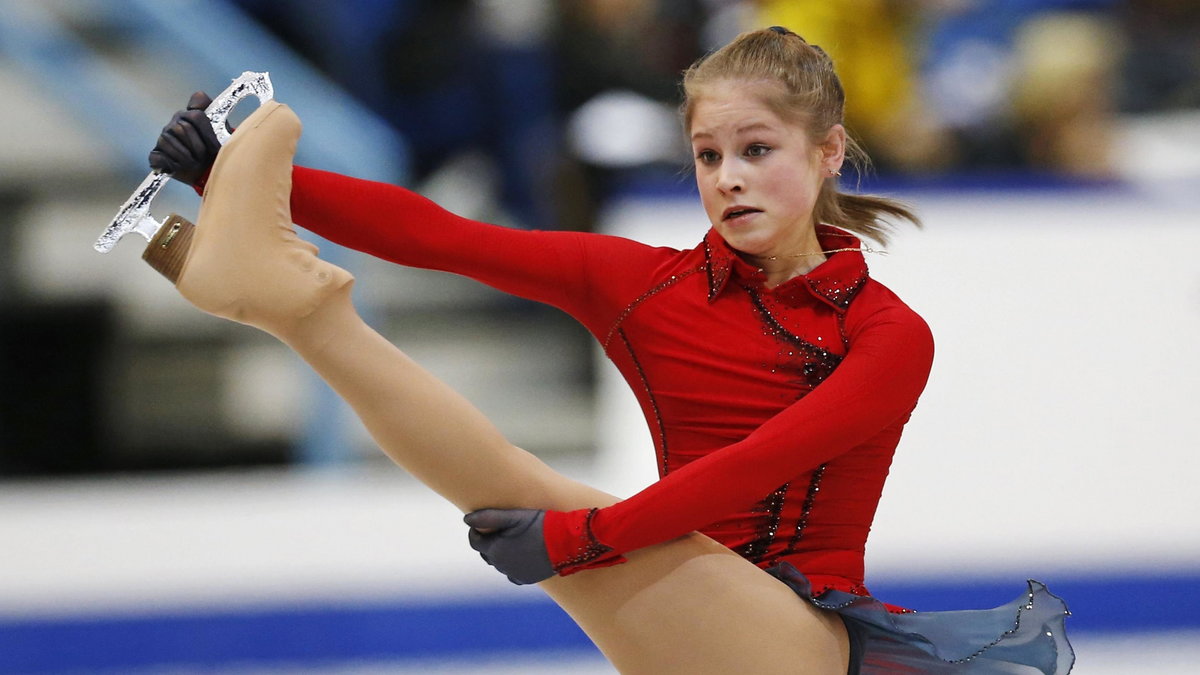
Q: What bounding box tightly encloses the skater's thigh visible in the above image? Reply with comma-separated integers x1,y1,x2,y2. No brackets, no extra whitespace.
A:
531,480,849,675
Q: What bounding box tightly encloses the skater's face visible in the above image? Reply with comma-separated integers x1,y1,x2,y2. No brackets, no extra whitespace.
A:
689,80,844,259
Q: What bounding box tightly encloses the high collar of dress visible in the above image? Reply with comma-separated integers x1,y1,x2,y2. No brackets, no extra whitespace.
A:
703,225,870,312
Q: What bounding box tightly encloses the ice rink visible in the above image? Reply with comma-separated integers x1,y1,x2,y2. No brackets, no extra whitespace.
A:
3,187,1199,673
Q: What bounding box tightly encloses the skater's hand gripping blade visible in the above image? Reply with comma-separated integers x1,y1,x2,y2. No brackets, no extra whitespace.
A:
94,71,273,254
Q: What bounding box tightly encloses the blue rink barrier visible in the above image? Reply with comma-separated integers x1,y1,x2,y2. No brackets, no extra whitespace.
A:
1,571,1197,674
0,596,593,674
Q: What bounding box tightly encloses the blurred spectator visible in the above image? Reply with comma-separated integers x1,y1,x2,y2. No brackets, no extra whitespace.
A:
555,0,703,114
235,0,712,231
552,0,706,229
1118,0,1200,112
231,0,1198,206
758,0,957,173
1010,11,1122,176
920,0,1121,176
235,0,560,229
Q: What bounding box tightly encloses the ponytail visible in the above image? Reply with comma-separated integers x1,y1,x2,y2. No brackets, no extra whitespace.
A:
817,136,919,245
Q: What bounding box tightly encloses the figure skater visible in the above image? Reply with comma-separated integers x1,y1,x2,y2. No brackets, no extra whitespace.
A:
146,27,1073,674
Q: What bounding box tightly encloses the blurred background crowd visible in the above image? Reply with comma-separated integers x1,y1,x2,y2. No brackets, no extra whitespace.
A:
235,0,1199,232
1,0,1198,479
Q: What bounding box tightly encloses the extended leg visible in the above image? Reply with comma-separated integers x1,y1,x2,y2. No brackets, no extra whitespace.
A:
166,102,849,674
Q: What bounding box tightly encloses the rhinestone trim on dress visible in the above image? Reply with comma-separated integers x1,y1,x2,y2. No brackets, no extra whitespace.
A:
741,483,790,563
551,508,618,573
806,272,868,309
602,267,703,351
704,240,732,301
746,287,844,387
782,464,827,556
620,329,670,476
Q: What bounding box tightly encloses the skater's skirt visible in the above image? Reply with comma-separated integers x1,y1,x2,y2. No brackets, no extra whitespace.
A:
767,563,1074,674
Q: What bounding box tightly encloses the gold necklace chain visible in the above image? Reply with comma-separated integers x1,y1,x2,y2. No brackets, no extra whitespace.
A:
762,245,888,261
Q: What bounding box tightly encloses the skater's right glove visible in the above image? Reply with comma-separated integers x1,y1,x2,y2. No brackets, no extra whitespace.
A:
465,508,555,585
148,91,221,190
466,507,629,585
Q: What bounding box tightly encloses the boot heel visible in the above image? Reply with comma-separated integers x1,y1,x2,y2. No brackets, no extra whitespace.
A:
142,214,195,284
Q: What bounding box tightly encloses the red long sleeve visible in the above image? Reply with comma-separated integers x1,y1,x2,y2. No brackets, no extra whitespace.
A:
288,167,665,338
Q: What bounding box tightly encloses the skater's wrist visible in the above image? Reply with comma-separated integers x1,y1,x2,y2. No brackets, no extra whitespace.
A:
544,508,627,576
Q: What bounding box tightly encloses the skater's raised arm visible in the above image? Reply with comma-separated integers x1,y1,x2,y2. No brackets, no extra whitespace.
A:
149,96,667,331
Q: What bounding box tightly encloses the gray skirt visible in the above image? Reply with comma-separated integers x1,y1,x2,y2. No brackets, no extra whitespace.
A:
766,563,1074,674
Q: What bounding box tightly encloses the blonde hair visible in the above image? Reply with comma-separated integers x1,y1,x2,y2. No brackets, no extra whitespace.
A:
681,27,919,244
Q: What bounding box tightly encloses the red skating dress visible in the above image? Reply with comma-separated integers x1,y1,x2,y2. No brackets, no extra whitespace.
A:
286,167,1073,674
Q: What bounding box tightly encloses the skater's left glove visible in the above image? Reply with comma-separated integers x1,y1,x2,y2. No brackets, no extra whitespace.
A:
148,91,222,189
465,509,554,585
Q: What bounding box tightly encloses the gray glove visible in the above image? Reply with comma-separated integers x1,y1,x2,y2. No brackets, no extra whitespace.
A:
147,91,221,187
465,509,554,586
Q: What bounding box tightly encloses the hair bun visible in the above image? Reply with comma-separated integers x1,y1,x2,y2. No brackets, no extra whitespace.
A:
768,25,790,35
767,25,803,40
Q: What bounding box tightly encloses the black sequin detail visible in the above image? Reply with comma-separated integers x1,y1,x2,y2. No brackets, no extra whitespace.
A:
551,508,616,573
836,312,851,350
782,465,826,556
741,483,790,563
620,329,669,476
603,267,702,350
806,271,867,309
746,287,844,387
704,241,731,301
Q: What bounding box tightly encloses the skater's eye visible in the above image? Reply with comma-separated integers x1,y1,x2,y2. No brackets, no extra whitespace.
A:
744,144,771,158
